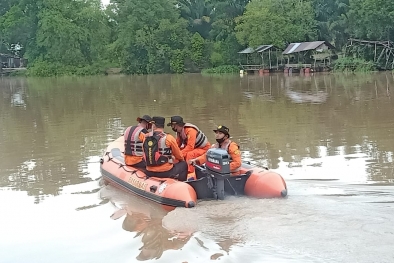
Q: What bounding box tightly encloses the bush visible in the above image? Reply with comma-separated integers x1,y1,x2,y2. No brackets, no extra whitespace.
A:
201,65,240,74
27,60,111,77
333,57,376,72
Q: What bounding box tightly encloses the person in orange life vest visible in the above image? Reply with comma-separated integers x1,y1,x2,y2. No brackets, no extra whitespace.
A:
142,116,188,181
189,125,242,173
167,116,210,178
124,115,152,168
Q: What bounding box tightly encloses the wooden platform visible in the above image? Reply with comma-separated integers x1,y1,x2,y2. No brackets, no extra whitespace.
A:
0,67,27,76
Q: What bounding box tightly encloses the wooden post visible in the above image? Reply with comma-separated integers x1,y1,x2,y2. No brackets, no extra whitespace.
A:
269,49,272,69
390,50,394,69
374,43,377,62
276,50,279,69
385,48,391,69
314,55,316,69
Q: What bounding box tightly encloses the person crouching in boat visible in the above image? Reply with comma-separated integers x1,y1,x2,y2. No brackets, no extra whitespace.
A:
189,125,241,174
124,115,152,168
167,116,210,180
142,116,188,181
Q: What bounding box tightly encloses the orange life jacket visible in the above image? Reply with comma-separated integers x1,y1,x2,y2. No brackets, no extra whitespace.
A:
178,123,208,148
124,126,147,156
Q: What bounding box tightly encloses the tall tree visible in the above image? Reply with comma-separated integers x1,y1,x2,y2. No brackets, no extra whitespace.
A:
235,0,317,48
110,0,191,73
178,0,213,39
347,0,394,41
0,0,37,55
35,0,110,66
313,0,349,49
209,0,249,41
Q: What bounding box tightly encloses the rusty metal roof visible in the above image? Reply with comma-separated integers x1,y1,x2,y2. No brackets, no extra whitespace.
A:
282,41,335,55
255,45,274,53
238,45,277,54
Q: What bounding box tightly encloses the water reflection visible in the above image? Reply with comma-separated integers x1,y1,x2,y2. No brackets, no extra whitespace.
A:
0,78,27,108
283,74,329,104
100,186,193,261
124,213,191,261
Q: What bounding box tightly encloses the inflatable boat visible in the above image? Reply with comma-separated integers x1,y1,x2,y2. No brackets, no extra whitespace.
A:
100,136,287,208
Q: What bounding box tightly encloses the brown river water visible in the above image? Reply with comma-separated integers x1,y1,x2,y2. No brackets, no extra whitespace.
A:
1,73,394,263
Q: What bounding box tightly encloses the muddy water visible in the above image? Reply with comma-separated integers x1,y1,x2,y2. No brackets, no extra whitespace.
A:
0,73,393,263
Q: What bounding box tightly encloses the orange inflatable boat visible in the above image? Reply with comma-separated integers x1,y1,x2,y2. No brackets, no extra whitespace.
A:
100,136,287,208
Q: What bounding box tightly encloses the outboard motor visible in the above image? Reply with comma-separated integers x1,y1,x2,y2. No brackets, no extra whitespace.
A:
205,148,231,176
205,148,231,200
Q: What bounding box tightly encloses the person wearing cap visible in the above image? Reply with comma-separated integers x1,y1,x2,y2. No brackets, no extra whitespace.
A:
167,116,210,179
123,115,152,168
142,116,188,181
189,125,242,173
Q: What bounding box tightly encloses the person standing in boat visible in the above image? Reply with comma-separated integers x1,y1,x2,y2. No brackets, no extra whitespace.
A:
142,116,188,181
123,115,152,168
189,125,242,174
167,116,210,180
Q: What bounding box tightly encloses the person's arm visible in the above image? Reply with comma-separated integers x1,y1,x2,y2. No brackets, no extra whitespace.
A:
181,128,197,155
176,133,182,147
195,153,206,165
167,135,184,161
228,143,242,171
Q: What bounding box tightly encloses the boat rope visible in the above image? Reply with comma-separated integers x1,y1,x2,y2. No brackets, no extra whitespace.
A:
225,178,238,195
110,161,149,179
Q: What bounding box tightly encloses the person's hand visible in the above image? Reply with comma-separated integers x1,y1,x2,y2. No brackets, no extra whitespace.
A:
188,159,197,165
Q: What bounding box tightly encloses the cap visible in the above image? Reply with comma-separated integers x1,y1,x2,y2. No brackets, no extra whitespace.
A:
150,116,166,126
166,116,184,126
213,125,230,136
136,115,152,122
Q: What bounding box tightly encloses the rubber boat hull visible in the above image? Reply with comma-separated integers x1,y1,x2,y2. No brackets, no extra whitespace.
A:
100,136,287,208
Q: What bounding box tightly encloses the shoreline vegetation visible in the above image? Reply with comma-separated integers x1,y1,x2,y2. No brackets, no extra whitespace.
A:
1,0,393,77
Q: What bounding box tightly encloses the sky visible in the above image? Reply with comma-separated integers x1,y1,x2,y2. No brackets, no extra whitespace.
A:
101,0,110,6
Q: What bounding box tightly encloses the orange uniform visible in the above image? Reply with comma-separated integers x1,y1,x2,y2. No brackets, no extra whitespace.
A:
196,140,242,173
143,131,184,173
177,126,210,175
177,127,210,157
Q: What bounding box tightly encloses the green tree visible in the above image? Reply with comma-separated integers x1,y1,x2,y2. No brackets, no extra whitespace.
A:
178,0,213,39
25,0,111,75
208,0,248,41
110,0,190,74
0,0,37,55
235,0,317,48
190,32,205,67
35,0,109,65
347,0,394,41
206,0,247,66
313,0,349,49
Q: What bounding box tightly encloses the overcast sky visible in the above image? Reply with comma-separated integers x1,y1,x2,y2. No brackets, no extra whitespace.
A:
101,0,110,6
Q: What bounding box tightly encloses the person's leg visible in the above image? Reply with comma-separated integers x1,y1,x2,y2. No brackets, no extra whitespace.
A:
172,161,188,181
145,162,187,181
131,160,146,168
